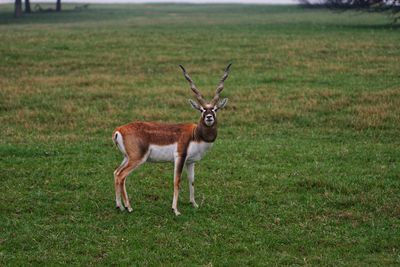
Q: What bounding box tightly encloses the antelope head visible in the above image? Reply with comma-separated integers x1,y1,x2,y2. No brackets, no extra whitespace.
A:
179,64,231,127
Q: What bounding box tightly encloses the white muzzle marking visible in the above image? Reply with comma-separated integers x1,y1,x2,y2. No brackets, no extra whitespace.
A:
204,114,214,126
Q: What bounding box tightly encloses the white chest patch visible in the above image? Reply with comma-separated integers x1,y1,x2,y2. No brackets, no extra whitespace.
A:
147,143,177,163
186,141,213,163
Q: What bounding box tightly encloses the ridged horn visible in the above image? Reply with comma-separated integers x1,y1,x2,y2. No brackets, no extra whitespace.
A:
179,65,207,106
210,63,232,106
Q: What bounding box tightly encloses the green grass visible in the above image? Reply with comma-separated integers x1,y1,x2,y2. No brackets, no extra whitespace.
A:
1,3,399,266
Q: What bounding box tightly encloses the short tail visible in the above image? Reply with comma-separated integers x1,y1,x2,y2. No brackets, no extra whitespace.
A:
113,131,127,156
112,131,119,146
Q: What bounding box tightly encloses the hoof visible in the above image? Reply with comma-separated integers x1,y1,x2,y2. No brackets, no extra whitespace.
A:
172,208,181,216
127,207,133,213
191,201,199,208
119,205,125,211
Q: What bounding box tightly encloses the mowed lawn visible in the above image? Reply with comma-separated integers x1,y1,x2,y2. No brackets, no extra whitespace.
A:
1,4,399,266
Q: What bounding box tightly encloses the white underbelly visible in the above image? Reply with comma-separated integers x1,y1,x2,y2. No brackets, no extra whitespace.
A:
186,141,213,163
147,143,177,163
145,141,213,163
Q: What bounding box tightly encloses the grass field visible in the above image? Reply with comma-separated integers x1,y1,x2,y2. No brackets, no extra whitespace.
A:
1,3,400,266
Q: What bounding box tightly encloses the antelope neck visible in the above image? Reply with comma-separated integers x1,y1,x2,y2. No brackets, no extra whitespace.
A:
194,120,217,143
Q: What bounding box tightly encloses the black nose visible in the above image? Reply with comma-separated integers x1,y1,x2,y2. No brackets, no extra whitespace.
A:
206,115,213,119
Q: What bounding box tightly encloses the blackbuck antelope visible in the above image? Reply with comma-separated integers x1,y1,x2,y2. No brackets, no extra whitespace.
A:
112,64,231,216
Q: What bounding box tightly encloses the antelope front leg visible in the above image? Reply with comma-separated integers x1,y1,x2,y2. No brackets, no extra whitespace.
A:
186,163,198,208
172,156,185,216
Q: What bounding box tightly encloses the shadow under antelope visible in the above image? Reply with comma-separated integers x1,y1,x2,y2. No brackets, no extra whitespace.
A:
112,64,231,216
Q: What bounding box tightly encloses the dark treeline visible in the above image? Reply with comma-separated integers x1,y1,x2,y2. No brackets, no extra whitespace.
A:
301,0,400,22
14,0,62,17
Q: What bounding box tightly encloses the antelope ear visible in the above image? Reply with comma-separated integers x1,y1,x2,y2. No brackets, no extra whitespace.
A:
215,98,228,111
189,99,203,112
